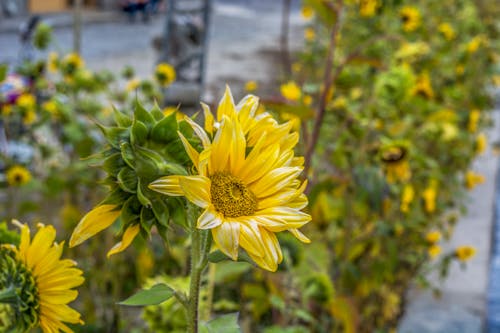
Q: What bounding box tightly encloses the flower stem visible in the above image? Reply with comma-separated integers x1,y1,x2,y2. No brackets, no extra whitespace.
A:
186,204,211,333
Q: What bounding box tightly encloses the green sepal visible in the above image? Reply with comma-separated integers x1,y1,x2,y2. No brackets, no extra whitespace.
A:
120,142,136,170
117,167,138,193
98,124,129,149
100,187,129,206
137,180,152,207
151,112,178,144
199,313,241,333
131,120,149,146
140,206,156,235
112,105,133,127
134,145,165,176
208,249,254,265
118,284,175,306
160,161,188,176
134,101,155,128
102,152,125,176
121,196,141,225
150,103,165,121
169,198,188,229
151,199,170,227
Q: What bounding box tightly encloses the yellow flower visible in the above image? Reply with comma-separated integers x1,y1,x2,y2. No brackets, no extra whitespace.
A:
425,231,441,243
16,93,36,110
47,52,59,73
23,110,37,125
70,204,139,257
304,27,316,41
465,170,485,190
456,64,465,76
359,0,378,17
126,78,141,92
422,186,437,214
400,6,421,32
301,5,314,19
438,23,455,41
155,63,176,87
163,106,184,121
245,80,258,92
62,53,84,75
380,145,411,183
428,244,441,259
150,86,311,271
350,87,363,100
466,36,483,54
400,184,414,213
42,100,58,117
476,133,487,155
4,221,84,332
412,72,434,99
6,165,32,186
455,245,476,262
395,42,430,61
280,81,302,102
468,109,481,133
303,94,313,106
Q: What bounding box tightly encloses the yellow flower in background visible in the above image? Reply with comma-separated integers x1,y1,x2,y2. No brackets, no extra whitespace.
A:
301,5,314,19
155,63,176,87
465,170,485,190
245,80,258,92
126,78,141,92
62,53,84,75
47,52,59,73
42,100,58,117
304,27,316,41
468,109,481,133
422,185,437,214
441,123,458,141
400,184,414,213
303,94,313,106
476,133,487,155
4,221,84,332
350,87,363,100
150,86,311,272
400,6,421,32
2,104,12,116
466,36,483,54
163,106,184,121
380,145,411,183
281,81,302,101
425,231,441,243
16,93,36,110
395,42,430,61
6,165,32,186
428,244,441,259
359,0,378,17
438,23,455,41
455,245,476,262
412,72,434,99
70,204,139,257
23,110,37,125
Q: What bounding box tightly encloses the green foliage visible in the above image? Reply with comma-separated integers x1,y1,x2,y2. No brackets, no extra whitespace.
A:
119,284,175,306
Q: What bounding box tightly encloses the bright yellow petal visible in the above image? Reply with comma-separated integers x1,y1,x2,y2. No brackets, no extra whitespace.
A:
211,221,240,260
201,102,214,135
238,143,280,184
107,224,140,257
26,224,57,270
229,118,246,174
197,207,223,229
238,219,266,257
253,208,311,232
149,175,184,196
178,176,211,208
216,85,236,122
250,167,303,198
289,228,311,243
235,94,259,133
178,131,199,167
210,116,233,172
183,116,211,149
12,220,31,262
69,205,120,247
246,228,282,272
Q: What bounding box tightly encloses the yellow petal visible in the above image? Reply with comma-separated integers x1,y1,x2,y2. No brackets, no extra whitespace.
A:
149,175,184,196
216,85,236,122
253,208,311,231
238,219,266,257
197,207,223,229
235,94,259,133
246,228,282,272
183,116,211,149
289,228,311,243
210,116,233,172
211,221,240,260
178,176,211,208
26,224,57,270
178,131,199,168
251,167,303,198
69,205,120,247
201,102,214,135
107,224,140,257
229,117,246,174
12,220,30,262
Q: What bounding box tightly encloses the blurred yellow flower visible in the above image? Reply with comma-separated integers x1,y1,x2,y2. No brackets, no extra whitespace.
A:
395,42,429,61
155,63,176,87
422,186,437,214
126,78,141,92
16,93,36,110
412,72,434,99
468,109,481,133
4,221,84,333
304,27,316,41
381,145,411,183
245,80,258,92
476,133,487,155
359,0,378,17
2,104,12,116
400,6,421,32
425,231,441,243
150,86,311,271
301,5,314,19
466,36,483,54
465,170,485,190
303,94,313,106
42,100,58,118
350,87,363,100
455,245,476,262
281,81,302,101
456,64,465,76
400,184,414,213
47,52,59,73
438,23,455,41
23,110,37,125
428,244,441,259
163,106,184,121
6,165,32,186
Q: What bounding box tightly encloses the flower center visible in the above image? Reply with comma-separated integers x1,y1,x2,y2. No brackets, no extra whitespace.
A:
210,172,257,217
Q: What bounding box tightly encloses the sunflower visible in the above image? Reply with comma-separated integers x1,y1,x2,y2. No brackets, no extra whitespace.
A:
455,246,476,262
1,221,84,332
155,63,176,87
61,53,84,76
6,165,32,186
379,143,411,183
150,87,311,271
465,170,485,190
400,6,421,32
412,72,434,99
280,81,302,102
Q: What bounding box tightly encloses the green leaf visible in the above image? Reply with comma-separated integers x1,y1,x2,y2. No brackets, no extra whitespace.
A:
200,313,241,333
118,284,175,306
208,250,255,265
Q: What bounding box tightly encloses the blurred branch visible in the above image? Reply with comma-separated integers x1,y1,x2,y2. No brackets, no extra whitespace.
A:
280,0,292,77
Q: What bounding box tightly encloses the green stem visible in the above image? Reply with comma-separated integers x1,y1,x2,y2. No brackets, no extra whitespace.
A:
186,205,211,333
